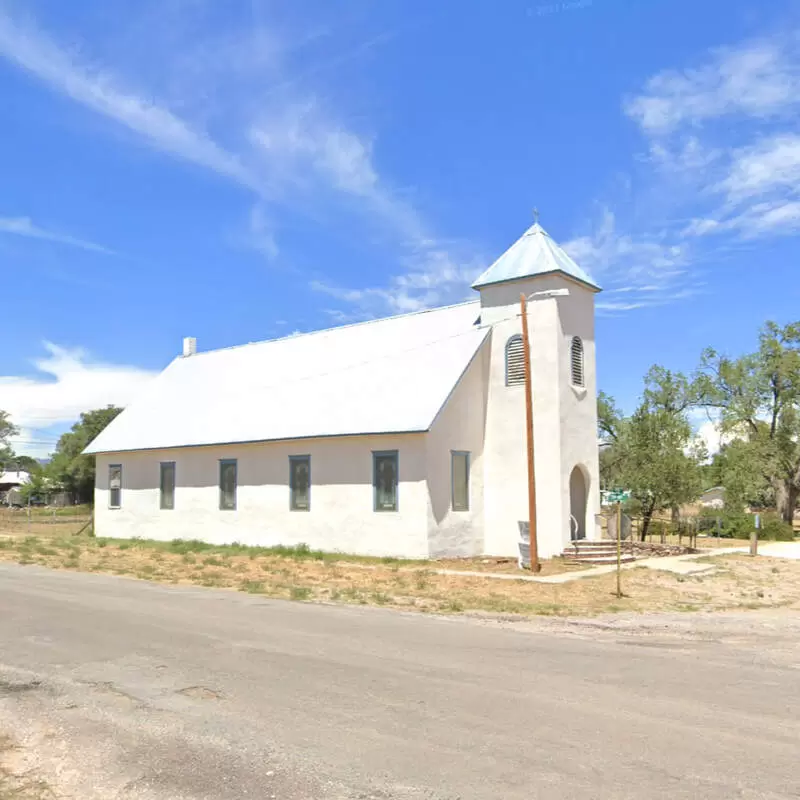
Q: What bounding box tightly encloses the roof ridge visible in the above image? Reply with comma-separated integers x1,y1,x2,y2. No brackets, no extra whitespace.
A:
184,298,480,360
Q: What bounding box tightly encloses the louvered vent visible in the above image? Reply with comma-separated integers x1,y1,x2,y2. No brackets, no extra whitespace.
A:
570,336,585,387
505,335,525,386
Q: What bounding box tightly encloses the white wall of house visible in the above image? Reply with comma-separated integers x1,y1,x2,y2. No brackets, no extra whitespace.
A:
477,273,600,558
94,434,431,558
424,340,489,557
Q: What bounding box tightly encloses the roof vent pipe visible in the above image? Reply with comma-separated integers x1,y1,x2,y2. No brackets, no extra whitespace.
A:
182,337,197,357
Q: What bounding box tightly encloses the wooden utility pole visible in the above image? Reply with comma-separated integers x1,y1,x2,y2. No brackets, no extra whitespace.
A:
615,500,623,598
520,293,540,573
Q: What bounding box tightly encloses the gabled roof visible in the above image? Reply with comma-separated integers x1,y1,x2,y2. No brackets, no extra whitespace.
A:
0,471,30,485
85,301,488,455
472,222,601,291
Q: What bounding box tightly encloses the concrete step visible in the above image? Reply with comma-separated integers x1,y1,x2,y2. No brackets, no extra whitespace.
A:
563,554,637,565
566,540,622,548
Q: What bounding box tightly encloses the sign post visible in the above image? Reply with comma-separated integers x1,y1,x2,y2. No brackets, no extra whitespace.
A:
605,490,630,597
750,513,760,557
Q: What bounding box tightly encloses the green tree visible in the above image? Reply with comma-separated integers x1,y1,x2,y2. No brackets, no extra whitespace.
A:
597,391,623,489
0,410,19,467
11,455,42,474
600,367,705,539
696,321,800,524
47,406,122,503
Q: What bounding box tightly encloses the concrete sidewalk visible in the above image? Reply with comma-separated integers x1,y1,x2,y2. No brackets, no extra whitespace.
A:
436,541,800,584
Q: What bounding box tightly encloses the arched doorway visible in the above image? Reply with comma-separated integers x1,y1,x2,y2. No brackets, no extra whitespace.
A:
569,466,588,540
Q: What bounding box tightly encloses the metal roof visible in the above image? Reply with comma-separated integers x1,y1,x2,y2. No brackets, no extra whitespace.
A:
472,222,601,291
0,471,30,485
84,301,488,454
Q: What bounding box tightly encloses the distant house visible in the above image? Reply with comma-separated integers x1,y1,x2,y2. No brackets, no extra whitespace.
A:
0,470,30,506
85,221,603,560
699,486,725,509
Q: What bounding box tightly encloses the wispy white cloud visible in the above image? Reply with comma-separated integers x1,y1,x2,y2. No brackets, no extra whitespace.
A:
0,6,472,318
243,204,279,261
562,209,691,312
589,28,800,311
1,343,157,457
0,216,113,254
0,11,256,190
625,37,800,134
311,246,483,318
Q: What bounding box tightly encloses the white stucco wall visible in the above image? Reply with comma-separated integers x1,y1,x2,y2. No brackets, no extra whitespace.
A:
94,434,430,558
476,274,600,558
424,340,489,557
556,285,601,543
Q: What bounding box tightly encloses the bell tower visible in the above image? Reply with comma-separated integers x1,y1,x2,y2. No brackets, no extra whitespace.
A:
473,220,602,558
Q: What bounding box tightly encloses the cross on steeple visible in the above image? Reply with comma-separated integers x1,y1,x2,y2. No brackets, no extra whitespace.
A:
532,207,540,225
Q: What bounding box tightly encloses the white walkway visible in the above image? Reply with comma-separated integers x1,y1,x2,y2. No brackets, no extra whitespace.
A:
436,541,800,585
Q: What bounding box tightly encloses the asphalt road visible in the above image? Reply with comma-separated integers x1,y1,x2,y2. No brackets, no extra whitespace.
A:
1,563,798,799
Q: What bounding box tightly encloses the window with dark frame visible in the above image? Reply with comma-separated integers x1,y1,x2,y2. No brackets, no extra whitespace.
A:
373,451,398,512
160,462,176,510
219,459,237,510
108,464,122,509
451,451,470,511
289,455,311,511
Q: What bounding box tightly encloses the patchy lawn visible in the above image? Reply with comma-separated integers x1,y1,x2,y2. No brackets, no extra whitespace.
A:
0,527,798,617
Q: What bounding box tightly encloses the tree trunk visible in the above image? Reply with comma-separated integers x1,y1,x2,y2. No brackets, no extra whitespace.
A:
640,508,653,541
775,481,799,525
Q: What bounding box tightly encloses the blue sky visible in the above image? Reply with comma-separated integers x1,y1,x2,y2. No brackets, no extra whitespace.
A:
2,0,799,456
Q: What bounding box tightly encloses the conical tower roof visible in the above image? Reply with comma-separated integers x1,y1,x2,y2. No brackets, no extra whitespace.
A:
472,222,601,291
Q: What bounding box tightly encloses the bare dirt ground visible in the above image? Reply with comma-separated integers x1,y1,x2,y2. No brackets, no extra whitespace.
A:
0,733,53,800
0,517,798,616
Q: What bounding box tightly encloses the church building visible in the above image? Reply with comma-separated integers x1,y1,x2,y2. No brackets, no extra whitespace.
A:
86,221,602,560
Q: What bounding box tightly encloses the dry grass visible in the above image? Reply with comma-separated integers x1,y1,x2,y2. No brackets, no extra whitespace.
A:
0,522,798,617
0,508,91,539
434,556,588,576
0,735,53,800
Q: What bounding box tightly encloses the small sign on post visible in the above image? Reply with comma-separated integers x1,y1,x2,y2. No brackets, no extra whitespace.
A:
605,489,631,505
518,521,531,570
750,514,760,557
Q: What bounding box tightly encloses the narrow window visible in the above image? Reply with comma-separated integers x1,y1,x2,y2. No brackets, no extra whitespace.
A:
451,451,470,511
289,455,311,511
108,464,122,509
219,459,237,510
570,336,585,387
373,451,398,512
160,462,176,510
505,335,525,386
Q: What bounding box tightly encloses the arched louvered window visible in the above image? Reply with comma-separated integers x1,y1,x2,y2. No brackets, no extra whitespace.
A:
505,335,525,386
570,336,585,387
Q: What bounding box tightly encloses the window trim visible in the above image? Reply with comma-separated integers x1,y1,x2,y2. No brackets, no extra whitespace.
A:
570,336,585,388
289,455,311,512
451,450,470,512
219,458,237,511
159,461,176,510
505,334,525,386
108,463,122,510
372,450,399,512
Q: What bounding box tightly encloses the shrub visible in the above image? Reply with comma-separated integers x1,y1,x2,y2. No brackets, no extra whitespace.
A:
722,512,753,539
759,516,795,542
290,585,312,601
